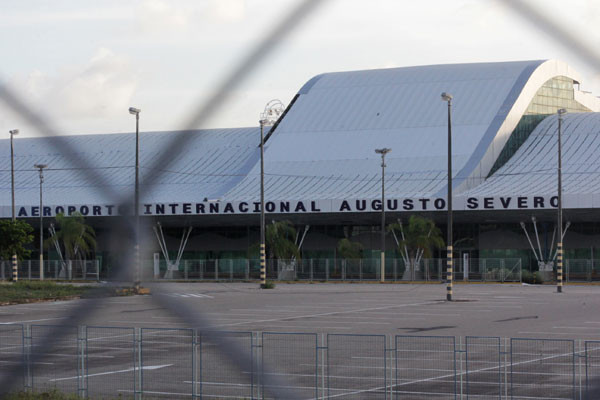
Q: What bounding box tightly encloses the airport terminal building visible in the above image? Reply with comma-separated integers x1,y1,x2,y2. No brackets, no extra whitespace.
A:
3,59,600,275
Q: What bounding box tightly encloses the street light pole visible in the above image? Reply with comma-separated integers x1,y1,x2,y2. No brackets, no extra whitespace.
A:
34,164,48,280
259,100,285,289
129,107,141,290
441,92,453,301
10,129,19,281
375,148,391,283
557,108,567,293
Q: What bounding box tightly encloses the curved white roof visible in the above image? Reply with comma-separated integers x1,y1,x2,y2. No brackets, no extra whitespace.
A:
2,60,599,215
224,60,596,202
466,112,600,208
0,128,259,207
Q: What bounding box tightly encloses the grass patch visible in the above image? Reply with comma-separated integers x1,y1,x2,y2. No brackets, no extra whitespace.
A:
261,280,276,289
5,389,81,399
0,281,92,304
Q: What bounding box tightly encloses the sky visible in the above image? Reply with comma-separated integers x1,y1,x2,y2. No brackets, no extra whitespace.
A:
1,0,600,137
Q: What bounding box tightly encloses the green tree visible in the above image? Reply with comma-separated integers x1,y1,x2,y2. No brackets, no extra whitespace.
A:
266,220,300,260
46,213,96,260
388,215,444,280
0,220,34,260
337,238,363,260
336,237,363,277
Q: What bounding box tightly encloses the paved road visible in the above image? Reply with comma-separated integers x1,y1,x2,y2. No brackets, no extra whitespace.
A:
1,283,599,399
0,283,598,339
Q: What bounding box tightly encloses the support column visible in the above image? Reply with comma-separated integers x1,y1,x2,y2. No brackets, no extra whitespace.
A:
446,245,453,301
260,244,266,287
11,254,18,282
557,242,563,293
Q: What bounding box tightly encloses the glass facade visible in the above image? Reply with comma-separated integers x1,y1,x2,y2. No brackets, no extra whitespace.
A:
489,76,591,176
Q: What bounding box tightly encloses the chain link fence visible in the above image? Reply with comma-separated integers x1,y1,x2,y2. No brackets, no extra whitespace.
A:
11,257,600,283
118,257,523,283
2,323,600,399
0,260,100,281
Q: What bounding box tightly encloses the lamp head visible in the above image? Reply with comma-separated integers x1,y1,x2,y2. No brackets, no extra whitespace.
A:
128,107,141,115
34,163,48,170
441,92,453,102
260,99,285,126
375,148,392,155
557,108,567,115
9,129,19,136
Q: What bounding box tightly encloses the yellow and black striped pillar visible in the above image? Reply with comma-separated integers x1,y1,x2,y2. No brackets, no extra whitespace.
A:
446,245,453,301
557,242,563,293
12,253,18,282
260,243,266,288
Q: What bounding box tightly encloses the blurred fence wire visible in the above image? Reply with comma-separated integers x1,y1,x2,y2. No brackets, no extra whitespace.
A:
2,0,600,397
0,0,327,397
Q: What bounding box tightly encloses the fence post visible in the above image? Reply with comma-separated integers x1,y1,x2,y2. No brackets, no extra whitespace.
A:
245,259,250,280
78,326,87,398
230,259,233,281
135,327,142,399
325,259,329,281
24,324,32,391
310,259,313,282
393,258,397,281
578,339,583,399
483,259,487,282
458,336,464,400
1,261,4,280
359,259,363,281
566,259,569,283
192,330,199,399
320,333,326,400
184,260,188,280
215,259,219,281
504,337,509,399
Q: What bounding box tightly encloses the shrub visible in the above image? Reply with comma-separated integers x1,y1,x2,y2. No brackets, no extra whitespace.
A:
522,270,544,284
521,270,533,284
262,280,276,289
533,271,545,284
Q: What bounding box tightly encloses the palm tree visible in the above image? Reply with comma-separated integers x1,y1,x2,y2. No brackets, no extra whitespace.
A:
265,220,300,261
336,237,363,278
46,213,96,277
337,238,363,260
388,215,444,280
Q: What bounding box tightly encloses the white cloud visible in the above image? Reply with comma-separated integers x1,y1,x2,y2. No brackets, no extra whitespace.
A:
209,0,246,22
136,0,190,32
5,48,138,135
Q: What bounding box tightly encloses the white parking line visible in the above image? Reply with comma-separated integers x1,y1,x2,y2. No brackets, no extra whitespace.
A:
51,364,172,381
0,317,66,325
214,301,440,328
316,344,583,400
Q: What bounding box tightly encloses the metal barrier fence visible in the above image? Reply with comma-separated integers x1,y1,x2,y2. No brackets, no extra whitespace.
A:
7,257,600,283
565,259,600,282
0,260,100,281
2,323,600,399
135,257,523,283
